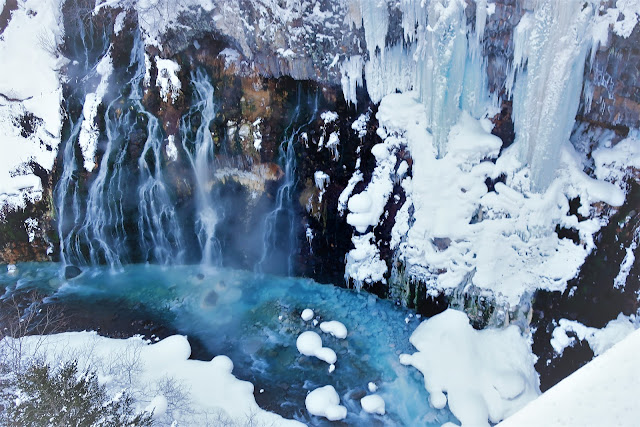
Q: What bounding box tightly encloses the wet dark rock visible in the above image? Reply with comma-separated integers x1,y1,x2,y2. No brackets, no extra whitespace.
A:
64,265,82,280
203,290,218,306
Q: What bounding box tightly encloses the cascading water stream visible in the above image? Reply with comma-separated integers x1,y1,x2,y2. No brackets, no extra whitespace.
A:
56,26,185,268
179,69,222,266
256,89,319,275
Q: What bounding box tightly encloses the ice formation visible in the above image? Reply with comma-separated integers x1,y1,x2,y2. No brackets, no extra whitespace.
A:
400,309,539,426
344,90,625,305
79,51,113,172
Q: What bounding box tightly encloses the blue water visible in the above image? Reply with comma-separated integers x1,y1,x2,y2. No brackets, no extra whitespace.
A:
0,264,455,426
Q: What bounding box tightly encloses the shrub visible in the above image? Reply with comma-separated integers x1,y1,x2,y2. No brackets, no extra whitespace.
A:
1,360,153,427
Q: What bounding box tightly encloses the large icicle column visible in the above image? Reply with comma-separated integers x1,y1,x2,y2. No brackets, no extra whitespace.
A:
508,0,597,191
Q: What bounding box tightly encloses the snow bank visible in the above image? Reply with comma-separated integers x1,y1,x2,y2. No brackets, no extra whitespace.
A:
400,309,539,427
551,313,638,356
319,320,348,339
305,385,347,421
296,330,337,364
0,332,302,426
498,328,640,427
0,0,65,209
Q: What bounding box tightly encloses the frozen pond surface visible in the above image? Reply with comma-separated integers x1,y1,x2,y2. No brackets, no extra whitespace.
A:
1,263,456,426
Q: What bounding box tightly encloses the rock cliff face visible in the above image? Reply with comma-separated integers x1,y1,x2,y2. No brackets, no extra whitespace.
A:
1,0,639,329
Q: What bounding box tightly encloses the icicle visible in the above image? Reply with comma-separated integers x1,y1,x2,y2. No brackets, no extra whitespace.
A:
340,56,364,107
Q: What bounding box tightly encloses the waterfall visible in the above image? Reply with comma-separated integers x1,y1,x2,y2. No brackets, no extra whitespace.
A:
256,88,319,275
132,39,186,265
179,69,222,266
56,26,185,268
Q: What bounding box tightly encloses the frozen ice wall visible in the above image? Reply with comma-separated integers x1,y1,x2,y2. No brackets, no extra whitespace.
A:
350,0,489,157
508,0,597,191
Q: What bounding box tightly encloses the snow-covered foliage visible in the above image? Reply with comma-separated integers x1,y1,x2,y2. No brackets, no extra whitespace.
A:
400,309,539,427
0,332,302,426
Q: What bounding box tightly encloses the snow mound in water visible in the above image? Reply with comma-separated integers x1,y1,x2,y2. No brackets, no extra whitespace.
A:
305,385,347,421
399,309,539,427
319,320,348,339
361,394,385,415
301,308,314,321
296,331,337,364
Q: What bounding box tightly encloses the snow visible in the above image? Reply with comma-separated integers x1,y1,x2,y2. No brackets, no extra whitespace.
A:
155,57,182,103
400,309,539,427
321,111,338,123
361,394,385,415
367,382,378,392
592,132,640,184
342,91,626,305
338,170,363,216
551,313,638,357
145,395,168,419
113,11,127,34
498,328,640,427
296,330,337,364
0,332,302,426
79,51,113,172
344,232,388,290
165,135,178,161
301,308,314,321
305,385,347,421
319,320,347,339
0,0,65,210
613,0,640,38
